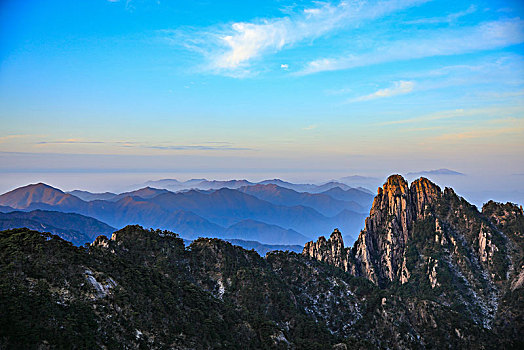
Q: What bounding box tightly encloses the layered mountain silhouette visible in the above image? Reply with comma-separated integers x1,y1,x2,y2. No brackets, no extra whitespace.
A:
0,180,372,245
1,174,522,348
67,190,117,201
141,177,356,193
0,210,115,245
0,183,85,209
406,168,464,176
237,183,370,216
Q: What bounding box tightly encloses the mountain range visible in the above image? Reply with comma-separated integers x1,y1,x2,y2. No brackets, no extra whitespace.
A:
139,177,363,193
0,210,115,246
406,168,465,176
0,180,373,245
1,174,522,348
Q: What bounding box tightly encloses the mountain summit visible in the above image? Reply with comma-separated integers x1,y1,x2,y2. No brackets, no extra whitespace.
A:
0,183,84,210
304,175,523,337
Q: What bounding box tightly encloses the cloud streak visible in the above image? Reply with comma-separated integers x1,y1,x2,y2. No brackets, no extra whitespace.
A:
349,81,415,102
377,105,524,126
0,135,32,143
430,126,524,142
175,0,428,75
145,145,253,151
37,139,105,145
405,5,476,24
300,18,524,75
34,139,252,152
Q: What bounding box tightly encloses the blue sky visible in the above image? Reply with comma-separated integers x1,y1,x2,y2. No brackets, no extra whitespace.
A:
0,0,523,200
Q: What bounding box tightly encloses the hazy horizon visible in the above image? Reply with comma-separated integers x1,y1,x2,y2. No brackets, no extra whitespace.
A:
1,0,523,207
0,169,522,209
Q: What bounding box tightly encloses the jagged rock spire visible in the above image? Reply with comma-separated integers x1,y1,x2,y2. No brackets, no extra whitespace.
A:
304,175,444,286
354,175,442,285
303,229,349,271
303,174,522,331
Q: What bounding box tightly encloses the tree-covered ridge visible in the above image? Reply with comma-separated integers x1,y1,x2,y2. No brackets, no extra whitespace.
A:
1,223,516,349
0,227,341,349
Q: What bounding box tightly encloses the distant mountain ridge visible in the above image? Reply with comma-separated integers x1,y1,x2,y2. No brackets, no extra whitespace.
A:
407,168,464,176
237,183,371,216
68,190,117,201
0,182,370,245
140,177,359,193
0,208,300,255
0,209,115,245
0,183,85,210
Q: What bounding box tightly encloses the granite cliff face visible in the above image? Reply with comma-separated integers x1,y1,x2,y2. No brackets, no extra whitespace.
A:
303,175,443,285
303,228,349,271
352,175,442,286
303,175,523,335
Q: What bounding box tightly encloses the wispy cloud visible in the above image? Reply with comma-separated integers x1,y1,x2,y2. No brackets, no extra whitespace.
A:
431,125,524,142
300,18,524,75
0,135,32,143
33,139,251,151
37,139,105,145
406,5,476,24
144,145,253,151
348,81,415,102
476,89,524,99
377,105,524,126
172,0,428,76
302,124,317,130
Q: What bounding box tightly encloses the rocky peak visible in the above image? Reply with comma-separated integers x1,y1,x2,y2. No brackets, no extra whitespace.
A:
410,177,441,219
366,174,412,243
482,200,524,230
303,175,511,288
303,174,522,330
303,229,348,271
303,175,444,286
350,176,441,285
92,235,110,249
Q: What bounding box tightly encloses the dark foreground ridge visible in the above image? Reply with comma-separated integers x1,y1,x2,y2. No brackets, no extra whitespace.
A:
0,175,522,349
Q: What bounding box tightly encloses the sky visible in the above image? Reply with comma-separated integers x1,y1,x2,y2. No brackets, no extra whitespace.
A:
0,0,523,204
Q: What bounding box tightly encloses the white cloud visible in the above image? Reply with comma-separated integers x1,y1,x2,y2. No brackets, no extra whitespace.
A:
406,5,476,24
349,81,415,102
280,64,289,70
299,18,524,75
178,0,429,75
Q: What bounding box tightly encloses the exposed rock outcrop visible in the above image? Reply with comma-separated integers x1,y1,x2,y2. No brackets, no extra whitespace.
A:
304,175,443,286
2,194,523,349
303,175,523,333
302,229,349,271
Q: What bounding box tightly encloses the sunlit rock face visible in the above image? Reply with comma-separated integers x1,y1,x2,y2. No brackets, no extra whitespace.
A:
304,175,444,286
303,175,523,333
303,228,349,271
353,175,442,286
